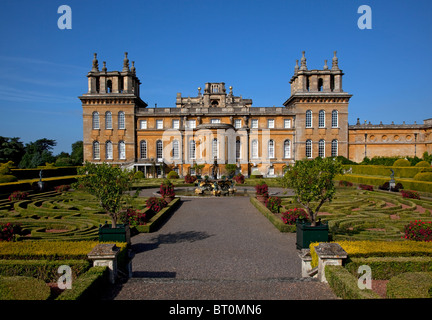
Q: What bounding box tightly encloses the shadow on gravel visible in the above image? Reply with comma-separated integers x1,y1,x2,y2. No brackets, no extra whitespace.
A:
132,230,214,254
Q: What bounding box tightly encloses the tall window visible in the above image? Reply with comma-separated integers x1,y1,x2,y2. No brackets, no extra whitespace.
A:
189,140,196,160
236,140,241,159
284,139,291,158
268,119,275,129
188,120,196,129
318,139,325,158
251,140,258,159
119,141,126,160
140,120,147,129
319,110,325,128
306,140,312,158
212,138,218,158
331,139,338,157
118,111,125,129
268,139,275,158
251,119,258,129
106,141,113,159
234,119,242,129
284,119,291,128
318,78,323,91
172,119,180,129
172,140,179,159
306,110,312,128
156,140,163,160
105,111,112,129
92,112,100,129
93,141,100,159
156,120,163,129
140,140,147,159
332,110,338,128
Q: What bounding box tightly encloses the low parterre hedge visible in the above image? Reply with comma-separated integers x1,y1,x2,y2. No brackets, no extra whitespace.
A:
0,275,51,300
386,272,432,299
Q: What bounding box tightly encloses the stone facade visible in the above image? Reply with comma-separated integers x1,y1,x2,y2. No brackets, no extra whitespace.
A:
79,52,432,177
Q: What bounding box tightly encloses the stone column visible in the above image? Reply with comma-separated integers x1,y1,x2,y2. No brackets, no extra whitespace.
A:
87,243,120,284
315,243,347,283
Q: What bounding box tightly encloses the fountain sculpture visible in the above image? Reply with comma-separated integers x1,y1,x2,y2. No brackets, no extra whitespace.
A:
194,158,237,196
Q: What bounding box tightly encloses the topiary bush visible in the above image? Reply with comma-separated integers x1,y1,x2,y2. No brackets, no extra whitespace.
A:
167,170,179,179
393,159,411,167
413,172,432,182
415,161,431,167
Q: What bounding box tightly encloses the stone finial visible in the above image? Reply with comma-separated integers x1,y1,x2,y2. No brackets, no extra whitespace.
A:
131,61,136,74
323,59,329,70
300,51,307,71
332,51,339,70
123,52,130,72
294,59,299,74
92,53,99,72
102,61,107,72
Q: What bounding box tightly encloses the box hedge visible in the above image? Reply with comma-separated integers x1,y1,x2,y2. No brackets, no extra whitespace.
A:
342,165,432,179
386,272,432,299
0,275,51,300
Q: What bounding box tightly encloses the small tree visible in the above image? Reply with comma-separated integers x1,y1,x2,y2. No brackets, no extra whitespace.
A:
76,162,135,228
281,157,343,226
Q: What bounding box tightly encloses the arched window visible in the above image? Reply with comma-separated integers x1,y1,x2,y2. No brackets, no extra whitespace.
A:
331,110,338,128
119,141,126,160
212,138,218,159
318,78,323,91
331,139,338,157
251,140,258,159
236,140,241,160
92,112,100,130
268,139,275,158
189,140,196,160
306,140,312,158
156,140,163,160
284,139,291,158
172,140,179,159
140,140,147,159
106,141,113,160
306,110,312,128
118,111,125,130
318,139,325,158
319,110,325,128
93,141,100,159
105,111,112,130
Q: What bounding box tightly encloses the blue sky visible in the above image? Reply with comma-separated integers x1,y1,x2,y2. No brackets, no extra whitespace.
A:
0,0,431,155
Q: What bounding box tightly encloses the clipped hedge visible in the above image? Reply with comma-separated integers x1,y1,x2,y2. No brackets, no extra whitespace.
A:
344,256,432,280
56,266,109,300
134,197,181,233
11,167,79,180
0,276,51,300
0,175,80,195
342,165,432,179
324,265,381,299
413,172,432,182
0,259,90,282
386,272,432,299
393,159,411,167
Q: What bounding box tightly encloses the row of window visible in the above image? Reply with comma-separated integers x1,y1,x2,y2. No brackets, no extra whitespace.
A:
136,139,293,161
92,141,126,160
92,111,126,130
305,139,339,158
306,110,338,128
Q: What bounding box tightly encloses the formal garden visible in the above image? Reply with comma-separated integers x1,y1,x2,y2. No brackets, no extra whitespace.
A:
0,154,432,299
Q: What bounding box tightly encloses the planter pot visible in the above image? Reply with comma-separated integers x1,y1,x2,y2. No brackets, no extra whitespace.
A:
163,196,174,203
99,223,130,246
296,220,329,250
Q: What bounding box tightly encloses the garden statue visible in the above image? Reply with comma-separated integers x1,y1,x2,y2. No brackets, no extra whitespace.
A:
389,169,396,190
211,157,218,180
38,169,44,191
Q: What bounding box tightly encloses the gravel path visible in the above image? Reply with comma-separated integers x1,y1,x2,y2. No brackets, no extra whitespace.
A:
103,190,337,300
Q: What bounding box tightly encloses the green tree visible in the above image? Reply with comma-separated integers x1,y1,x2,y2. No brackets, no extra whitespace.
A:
19,139,56,168
71,140,83,165
0,136,25,165
281,157,344,226
76,162,136,228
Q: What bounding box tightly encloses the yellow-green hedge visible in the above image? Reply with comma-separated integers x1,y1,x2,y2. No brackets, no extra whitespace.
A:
0,241,127,260
310,240,432,268
342,165,432,179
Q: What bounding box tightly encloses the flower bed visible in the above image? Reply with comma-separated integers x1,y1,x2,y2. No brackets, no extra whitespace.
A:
403,220,432,241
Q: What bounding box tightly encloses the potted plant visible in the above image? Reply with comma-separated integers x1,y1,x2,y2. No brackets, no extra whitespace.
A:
160,179,175,203
255,181,269,203
75,162,137,245
281,157,343,249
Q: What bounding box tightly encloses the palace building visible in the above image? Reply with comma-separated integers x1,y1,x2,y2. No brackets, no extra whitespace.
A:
79,52,432,177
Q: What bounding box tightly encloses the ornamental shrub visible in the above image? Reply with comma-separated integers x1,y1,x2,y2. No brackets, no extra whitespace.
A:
167,170,179,179
265,196,281,213
233,173,245,184
0,223,22,241
54,184,70,193
134,170,144,180
160,180,175,198
359,184,373,191
8,191,28,201
393,159,411,167
339,180,353,187
145,197,167,213
413,172,432,182
401,189,420,199
281,208,308,225
184,174,197,184
120,208,147,227
404,220,432,241
415,161,431,167
255,182,268,196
